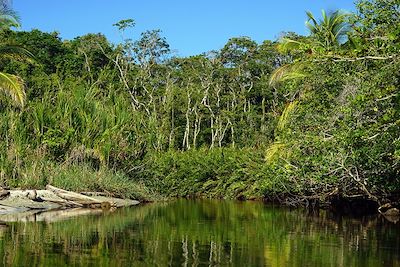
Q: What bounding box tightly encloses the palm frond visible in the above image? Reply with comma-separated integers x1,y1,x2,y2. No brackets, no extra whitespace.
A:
277,38,304,54
0,4,20,29
0,72,26,107
306,11,318,26
265,142,286,163
321,10,328,24
0,14,18,28
277,100,298,132
0,45,35,62
305,10,350,50
269,63,307,87
305,21,318,35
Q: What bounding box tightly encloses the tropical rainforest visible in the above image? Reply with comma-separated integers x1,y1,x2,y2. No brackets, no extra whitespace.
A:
0,0,398,206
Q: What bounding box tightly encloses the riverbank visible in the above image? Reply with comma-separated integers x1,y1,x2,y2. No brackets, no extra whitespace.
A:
1,182,398,224
4,164,158,202
142,149,400,208
4,147,399,219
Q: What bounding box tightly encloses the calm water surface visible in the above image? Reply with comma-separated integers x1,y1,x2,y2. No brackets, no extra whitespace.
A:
0,200,399,266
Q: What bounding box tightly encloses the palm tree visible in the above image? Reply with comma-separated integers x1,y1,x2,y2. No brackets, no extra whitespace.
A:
0,1,19,29
269,10,350,86
305,10,349,51
0,2,32,107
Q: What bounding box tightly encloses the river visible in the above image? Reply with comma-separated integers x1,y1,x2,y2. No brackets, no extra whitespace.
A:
0,199,399,266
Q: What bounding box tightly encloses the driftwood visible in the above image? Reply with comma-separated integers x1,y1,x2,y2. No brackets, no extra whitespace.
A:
0,186,139,221
46,185,113,210
2,191,62,210
0,204,29,214
46,185,102,202
40,197,84,208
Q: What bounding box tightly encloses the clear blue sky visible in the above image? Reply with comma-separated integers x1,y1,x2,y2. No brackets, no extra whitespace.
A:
14,0,356,57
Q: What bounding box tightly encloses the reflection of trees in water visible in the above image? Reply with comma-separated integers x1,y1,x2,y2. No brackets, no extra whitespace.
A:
0,200,399,266
0,206,154,266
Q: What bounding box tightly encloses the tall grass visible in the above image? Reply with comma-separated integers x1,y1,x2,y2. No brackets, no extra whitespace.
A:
0,78,156,200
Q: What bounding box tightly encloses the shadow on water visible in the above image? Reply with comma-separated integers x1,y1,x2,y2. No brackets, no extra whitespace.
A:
0,199,399,266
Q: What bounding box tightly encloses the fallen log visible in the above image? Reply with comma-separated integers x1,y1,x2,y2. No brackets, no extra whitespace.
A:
46,185,101,202
0,187,138,220
2,191,62,210
46,185,113,209
0,204,30,214
40,197,83,208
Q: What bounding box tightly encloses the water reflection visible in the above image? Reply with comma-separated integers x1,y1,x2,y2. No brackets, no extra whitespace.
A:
0,200,399,266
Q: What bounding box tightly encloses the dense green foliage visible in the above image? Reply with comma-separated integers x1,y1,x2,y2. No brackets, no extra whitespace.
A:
0,0,398,203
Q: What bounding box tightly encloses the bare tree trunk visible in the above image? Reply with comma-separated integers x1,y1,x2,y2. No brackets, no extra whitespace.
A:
210,117,215,148
218,119,231,147
116,56,139,110
193,107,202,149
182,90,192,150
79,49,93,83
261,97,266,133
231,123,235,148
169,107,175,148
